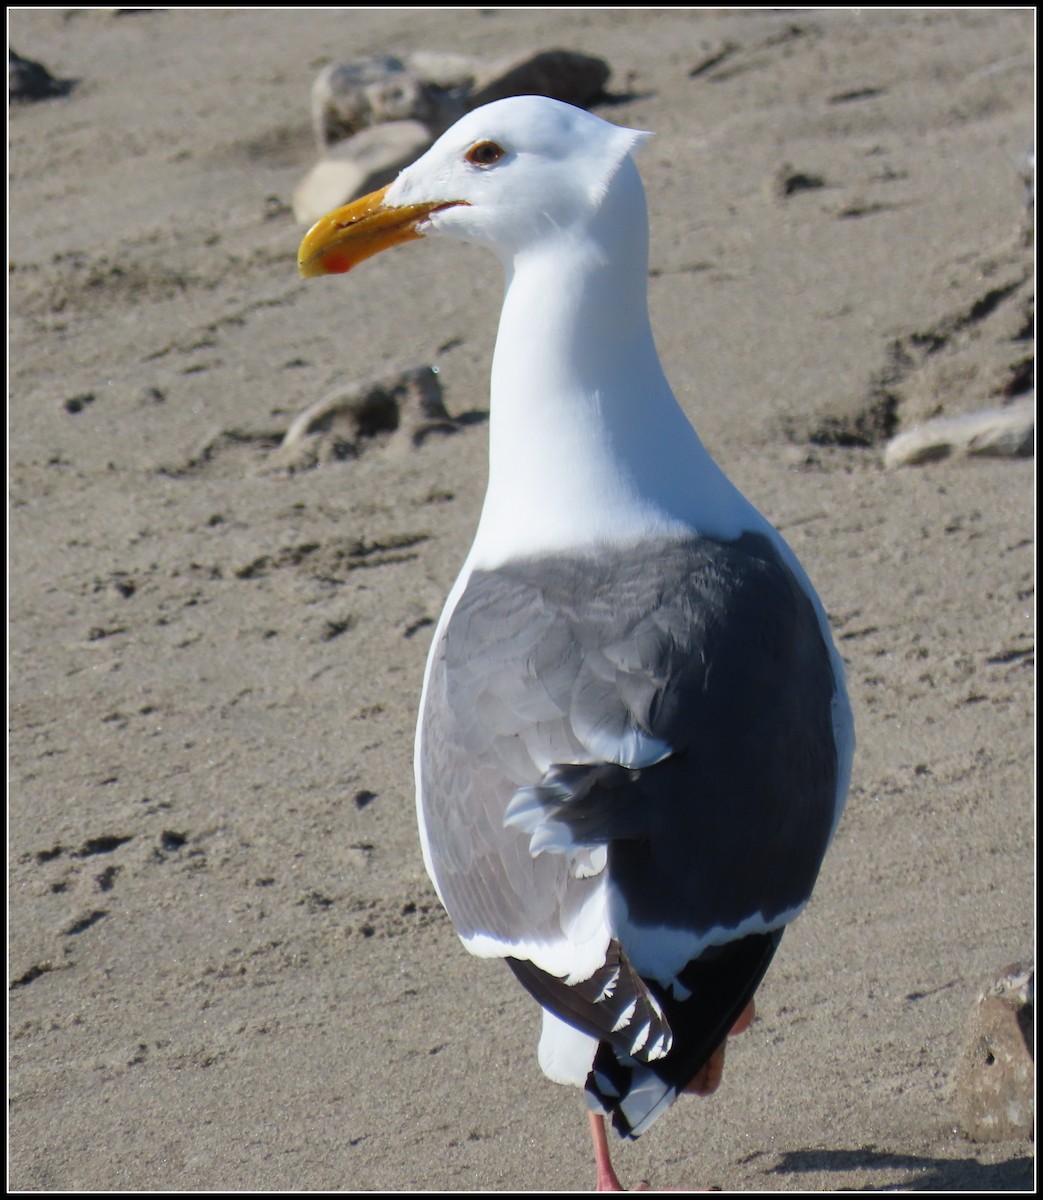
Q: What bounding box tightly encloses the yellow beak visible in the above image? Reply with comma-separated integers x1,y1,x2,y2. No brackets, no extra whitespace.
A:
297,185,463,278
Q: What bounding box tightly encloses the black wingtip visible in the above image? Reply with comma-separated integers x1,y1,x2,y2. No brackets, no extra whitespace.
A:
585,928,784,1139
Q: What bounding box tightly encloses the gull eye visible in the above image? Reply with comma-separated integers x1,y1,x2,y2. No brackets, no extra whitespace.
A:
466,140,505,167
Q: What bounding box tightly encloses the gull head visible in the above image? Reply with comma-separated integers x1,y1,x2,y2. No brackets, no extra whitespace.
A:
298,95,651,277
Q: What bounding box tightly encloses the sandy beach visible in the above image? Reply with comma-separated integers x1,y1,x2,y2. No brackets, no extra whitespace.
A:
9,8,1034,1191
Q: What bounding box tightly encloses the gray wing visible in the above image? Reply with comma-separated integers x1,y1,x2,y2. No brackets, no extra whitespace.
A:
419,530,839,952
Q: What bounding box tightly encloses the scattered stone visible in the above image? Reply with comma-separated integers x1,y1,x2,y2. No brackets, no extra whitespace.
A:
293,120,432,226
9,48,75,103
883,396,1034,468
954,962,1034,1142
298,48,611,222
311,55,464,149
269,366,458,471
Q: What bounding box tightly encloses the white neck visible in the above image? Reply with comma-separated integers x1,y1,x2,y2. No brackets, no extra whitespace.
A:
466,158,760,571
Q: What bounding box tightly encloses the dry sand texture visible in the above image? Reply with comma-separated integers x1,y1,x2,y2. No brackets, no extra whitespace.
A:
9,8,1034,1192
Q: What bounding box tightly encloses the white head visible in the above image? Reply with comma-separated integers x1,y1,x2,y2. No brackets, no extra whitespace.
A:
298,96,651,275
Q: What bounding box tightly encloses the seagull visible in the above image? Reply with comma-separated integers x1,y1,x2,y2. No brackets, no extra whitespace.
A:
299,95,854,1191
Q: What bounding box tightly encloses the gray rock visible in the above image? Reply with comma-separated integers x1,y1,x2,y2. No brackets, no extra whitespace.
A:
293,120,432,227
954,962,1034,1143
9,49,74,103
883,397,1034,468
298,47,612,222
311,55,463,150
311,47,610,148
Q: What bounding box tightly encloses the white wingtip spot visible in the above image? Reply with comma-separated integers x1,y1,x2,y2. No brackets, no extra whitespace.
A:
611,998,637,1032
645,1029,669,1060
594,966,620,1003
629,1020,652,1055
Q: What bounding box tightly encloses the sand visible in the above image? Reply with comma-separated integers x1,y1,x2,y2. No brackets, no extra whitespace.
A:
8,7,1034,1192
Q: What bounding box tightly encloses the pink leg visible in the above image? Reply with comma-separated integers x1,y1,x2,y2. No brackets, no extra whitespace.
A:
589,1110,626,1192
588,1000,758,1190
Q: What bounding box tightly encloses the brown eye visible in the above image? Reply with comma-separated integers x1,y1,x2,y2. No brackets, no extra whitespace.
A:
466,140,505,167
